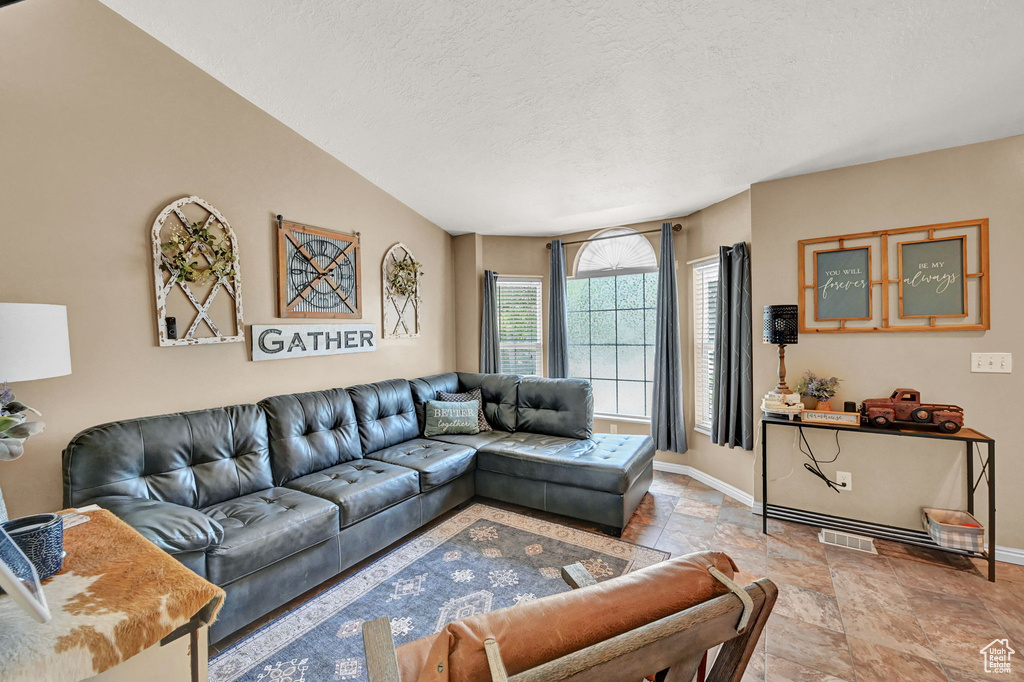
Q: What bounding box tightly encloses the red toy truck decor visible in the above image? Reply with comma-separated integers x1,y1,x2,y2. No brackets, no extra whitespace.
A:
861,389,964,433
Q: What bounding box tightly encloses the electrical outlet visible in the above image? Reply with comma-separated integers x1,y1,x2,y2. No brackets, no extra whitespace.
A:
972,353,1012,373
836,471,852,491
609,424,618,434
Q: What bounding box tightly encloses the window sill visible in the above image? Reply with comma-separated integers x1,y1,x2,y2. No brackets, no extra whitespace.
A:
594,412,651,425
693,425,712,437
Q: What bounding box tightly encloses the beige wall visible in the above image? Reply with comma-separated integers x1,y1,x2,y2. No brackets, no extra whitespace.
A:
751,135,1024,550
452,234,483,372
679,191,752,490
0,0,455,517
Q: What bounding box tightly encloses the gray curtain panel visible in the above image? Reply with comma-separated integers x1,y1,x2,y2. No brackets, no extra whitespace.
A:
481,269,500,373
548,239,569,378
712,242,753,450
651,223,688,454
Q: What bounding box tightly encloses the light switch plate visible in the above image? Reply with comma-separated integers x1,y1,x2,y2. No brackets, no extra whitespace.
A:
971,352,1012,373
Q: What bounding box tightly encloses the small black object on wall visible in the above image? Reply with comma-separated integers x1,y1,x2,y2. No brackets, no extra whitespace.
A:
166,317,177,340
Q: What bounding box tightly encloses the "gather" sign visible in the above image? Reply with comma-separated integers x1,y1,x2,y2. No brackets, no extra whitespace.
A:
251,323,377,362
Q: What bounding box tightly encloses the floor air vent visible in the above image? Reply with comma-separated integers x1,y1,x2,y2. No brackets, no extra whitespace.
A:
818,529,877,554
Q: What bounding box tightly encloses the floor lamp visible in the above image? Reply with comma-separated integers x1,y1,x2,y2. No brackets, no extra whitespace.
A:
0,303,72,522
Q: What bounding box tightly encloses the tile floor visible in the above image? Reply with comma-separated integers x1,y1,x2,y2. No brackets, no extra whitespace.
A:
631,471,1024,682
213,471,1024,681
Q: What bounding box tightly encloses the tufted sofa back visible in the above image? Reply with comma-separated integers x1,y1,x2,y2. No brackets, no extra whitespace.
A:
348,378,419,454
517,376,594,439
260,388,362,485
63,404,271,508
408,372,460,431
456,372,521,431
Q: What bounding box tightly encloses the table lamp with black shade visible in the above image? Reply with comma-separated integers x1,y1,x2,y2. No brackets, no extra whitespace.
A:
761,305,802,417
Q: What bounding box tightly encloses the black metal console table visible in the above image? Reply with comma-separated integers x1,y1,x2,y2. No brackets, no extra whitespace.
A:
760,416,996,581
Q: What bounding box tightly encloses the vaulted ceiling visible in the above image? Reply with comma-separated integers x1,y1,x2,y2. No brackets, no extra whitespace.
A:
98,0,1024,236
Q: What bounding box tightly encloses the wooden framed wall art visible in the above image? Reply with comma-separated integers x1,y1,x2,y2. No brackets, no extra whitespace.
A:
277,217,361,319
898,236,967,318
152,196,244,346
798,219,989,333
813,246,872,321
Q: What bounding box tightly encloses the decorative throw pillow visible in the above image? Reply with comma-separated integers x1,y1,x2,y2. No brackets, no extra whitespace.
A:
424,400,481,437
438,388,492,432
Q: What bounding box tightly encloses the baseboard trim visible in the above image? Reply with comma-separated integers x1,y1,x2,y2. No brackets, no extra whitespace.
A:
654,461,1024,568
652,461,754,508
994,545,1024,566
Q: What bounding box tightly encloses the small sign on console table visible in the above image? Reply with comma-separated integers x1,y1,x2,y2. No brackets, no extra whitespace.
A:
252,323,377,362
801,410,861,426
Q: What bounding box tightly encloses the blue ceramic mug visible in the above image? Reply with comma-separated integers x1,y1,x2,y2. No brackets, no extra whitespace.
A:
2,513,64,580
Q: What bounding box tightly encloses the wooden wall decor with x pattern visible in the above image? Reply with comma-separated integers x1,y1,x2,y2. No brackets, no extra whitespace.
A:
277,218,362,319
151,196,244,346
382,242,421,338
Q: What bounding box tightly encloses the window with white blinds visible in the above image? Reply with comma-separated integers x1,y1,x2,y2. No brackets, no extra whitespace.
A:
496,277,543,376
692,259,720,434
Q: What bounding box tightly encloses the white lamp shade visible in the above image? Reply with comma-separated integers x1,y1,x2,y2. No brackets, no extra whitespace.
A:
0,303,72,383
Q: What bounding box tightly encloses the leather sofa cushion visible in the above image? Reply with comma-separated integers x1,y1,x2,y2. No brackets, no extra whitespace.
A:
396,551,738,681
63,404,272,509
456,373,520,432
348,379,419,453
426,430,509,450
260,388,362,485
516,376,594,439
476,433,654,494
202,487,338,585
409,373,459,432
284,460,420,528
89,495,224,554
365,439,476,491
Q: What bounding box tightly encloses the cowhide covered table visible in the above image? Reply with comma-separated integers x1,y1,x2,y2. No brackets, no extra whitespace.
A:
0,509,224,682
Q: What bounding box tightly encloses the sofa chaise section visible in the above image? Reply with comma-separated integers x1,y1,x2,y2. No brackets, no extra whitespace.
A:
410,373,656,533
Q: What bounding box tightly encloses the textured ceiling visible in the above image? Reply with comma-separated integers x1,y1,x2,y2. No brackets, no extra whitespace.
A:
97,0,1024,236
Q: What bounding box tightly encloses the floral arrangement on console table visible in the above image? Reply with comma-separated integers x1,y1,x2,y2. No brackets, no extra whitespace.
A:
0,384,46,522
797,371,841,411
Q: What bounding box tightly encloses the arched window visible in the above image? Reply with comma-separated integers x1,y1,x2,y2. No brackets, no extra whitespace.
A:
574,228,658,278
567,228,659,418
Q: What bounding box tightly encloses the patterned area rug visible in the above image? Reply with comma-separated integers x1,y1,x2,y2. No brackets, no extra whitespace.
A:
210,503,667,682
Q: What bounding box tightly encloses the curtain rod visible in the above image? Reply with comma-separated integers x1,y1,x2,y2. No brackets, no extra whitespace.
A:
545,223,681,249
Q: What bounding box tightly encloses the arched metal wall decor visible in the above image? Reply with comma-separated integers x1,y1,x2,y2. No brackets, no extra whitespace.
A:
151,196,244,346
382,242,421,338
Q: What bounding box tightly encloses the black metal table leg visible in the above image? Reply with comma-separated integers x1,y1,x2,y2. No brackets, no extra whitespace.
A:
761,419,768,534
966,441,974,516
988,441,996,582
191,627,200,682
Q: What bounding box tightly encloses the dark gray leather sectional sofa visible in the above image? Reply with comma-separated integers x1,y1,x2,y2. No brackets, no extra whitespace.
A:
62,372,654,641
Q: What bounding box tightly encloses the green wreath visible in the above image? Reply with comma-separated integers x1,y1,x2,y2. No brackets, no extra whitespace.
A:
388,259,423,299
161,221,237,284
